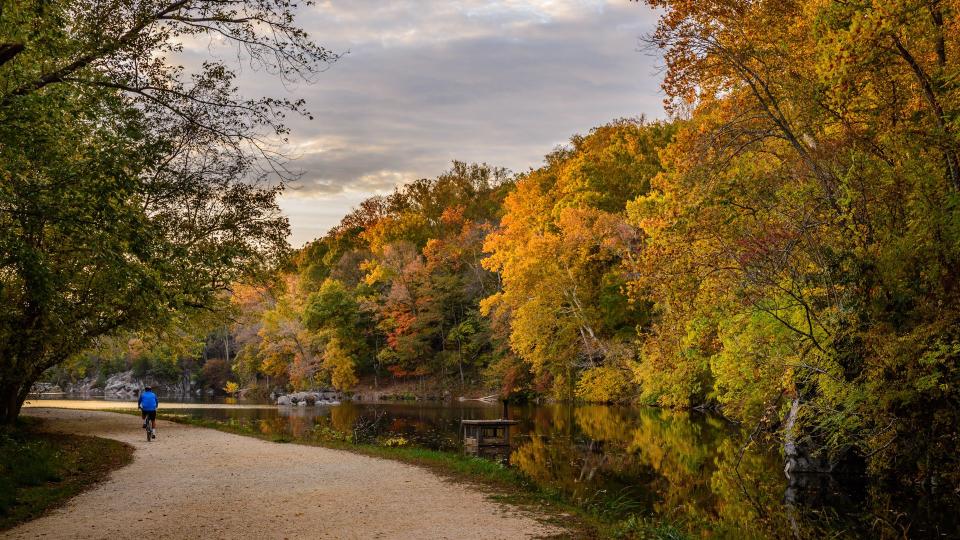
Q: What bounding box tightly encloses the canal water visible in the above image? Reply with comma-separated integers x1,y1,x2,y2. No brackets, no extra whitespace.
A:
36,398,959,538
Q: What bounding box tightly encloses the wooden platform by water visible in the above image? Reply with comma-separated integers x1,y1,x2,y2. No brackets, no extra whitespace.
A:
461,419,519,451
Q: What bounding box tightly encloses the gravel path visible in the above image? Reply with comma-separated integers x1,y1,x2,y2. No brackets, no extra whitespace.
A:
11,408,560,539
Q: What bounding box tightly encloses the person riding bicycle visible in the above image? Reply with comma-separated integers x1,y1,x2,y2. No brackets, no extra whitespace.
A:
138,385,159,438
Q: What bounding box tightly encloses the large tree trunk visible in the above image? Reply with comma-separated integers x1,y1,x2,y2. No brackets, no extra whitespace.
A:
0,344,60,424
0,377,32,425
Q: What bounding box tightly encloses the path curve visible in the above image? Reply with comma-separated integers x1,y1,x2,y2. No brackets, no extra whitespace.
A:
12,408,559,539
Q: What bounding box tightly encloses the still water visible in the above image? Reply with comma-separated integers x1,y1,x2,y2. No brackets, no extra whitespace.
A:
39,397,959,538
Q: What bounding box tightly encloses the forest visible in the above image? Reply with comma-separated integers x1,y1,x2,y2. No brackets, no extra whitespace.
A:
5,0,960,496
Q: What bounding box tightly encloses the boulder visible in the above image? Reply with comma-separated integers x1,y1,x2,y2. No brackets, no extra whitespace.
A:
29,382,63,394
103,371,141,397
64,376,99,394
274,389,344,407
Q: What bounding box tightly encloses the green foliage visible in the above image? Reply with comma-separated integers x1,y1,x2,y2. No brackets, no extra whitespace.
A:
231,162,510,390
131,357,150,380
709,311,799,421
45,311,216,388
303,279,361,333
0,0,330,421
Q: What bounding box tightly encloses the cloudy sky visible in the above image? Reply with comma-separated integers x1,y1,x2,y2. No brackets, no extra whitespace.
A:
210,1,666,246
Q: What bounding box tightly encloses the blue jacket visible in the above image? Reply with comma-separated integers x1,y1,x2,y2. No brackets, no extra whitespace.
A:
138,390,159,412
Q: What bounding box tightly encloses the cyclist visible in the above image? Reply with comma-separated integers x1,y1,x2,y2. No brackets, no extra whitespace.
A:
138,385,159,438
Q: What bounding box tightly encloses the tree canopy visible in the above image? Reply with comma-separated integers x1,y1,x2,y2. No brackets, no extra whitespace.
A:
0,0,330,422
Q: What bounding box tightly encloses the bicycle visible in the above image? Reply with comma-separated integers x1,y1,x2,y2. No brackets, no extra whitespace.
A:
141,411,156,441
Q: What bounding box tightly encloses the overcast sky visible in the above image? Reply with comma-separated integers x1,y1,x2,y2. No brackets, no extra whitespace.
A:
200,1,666,246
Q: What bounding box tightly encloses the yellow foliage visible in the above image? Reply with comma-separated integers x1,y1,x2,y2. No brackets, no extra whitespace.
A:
323,337,358,391
223,381,240,396
482,120,671,397
381,436,409,447
575,366,632,403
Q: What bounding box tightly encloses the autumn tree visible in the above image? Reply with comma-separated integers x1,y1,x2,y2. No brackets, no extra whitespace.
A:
302,278,368,390
482,120,673,400
636,0,960,483
359,163,508,382
0,0,332,421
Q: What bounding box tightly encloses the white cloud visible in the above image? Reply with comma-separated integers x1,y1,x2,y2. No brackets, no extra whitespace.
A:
179,0,665,246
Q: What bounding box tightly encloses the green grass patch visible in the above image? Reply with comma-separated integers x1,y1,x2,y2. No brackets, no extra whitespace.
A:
0,418,134,531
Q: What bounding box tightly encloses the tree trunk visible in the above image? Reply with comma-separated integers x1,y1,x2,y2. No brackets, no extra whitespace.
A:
373,337,380,389
783,396,832,478
223,325,231,365
0,377,32,425
457,338,465,387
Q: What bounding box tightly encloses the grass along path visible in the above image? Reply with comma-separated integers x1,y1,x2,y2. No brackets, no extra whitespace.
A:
0,419,133,531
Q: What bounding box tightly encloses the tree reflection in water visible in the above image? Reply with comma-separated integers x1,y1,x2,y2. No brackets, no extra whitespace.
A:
174,403,958,538
506,405,954,538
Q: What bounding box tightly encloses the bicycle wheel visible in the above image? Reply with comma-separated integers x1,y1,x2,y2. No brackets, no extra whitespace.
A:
147,428,152,442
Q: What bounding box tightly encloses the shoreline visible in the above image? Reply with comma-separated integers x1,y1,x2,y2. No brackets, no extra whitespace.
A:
23,399,278,410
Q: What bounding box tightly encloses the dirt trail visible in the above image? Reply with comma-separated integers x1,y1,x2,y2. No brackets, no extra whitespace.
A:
11,408,560,539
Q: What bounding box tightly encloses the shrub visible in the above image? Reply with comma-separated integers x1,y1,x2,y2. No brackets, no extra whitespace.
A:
199,358,231,392
381,436,409,447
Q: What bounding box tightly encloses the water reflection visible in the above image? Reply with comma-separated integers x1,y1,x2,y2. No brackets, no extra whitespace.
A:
158,402,956,538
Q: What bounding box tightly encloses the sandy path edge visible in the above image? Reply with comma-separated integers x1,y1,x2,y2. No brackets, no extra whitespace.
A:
10,408,561,540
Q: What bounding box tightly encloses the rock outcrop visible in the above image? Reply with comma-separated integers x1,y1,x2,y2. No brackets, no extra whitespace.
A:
64,377,103,395
275,390,342,406
37,370,196,398
28,382,63,395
